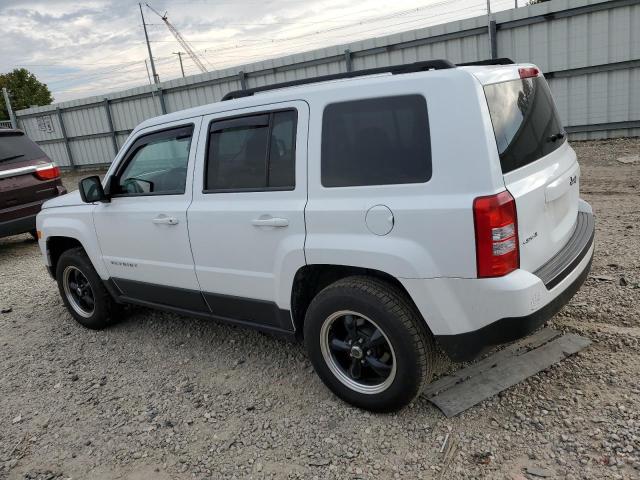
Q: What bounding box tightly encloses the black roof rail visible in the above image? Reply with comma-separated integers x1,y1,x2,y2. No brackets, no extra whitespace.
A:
457,58,514,66
221,59,455,101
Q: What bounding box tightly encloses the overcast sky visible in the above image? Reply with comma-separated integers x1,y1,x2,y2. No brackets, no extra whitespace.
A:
0,0,517,103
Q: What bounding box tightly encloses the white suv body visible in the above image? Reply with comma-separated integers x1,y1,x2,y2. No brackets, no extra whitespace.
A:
37,60,594,411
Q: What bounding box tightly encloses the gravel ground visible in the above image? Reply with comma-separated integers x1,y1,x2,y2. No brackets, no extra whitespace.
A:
1,139,639,480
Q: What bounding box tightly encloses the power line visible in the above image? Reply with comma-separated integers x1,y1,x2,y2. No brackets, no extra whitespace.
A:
47,0,511,100
198,2,487,57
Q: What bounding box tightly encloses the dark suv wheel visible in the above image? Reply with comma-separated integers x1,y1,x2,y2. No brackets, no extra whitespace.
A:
304,276,435,412
56,247,121,329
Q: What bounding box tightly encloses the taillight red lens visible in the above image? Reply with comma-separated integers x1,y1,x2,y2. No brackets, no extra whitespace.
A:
34,164,60,181
519,67,540,79
473,190,519,278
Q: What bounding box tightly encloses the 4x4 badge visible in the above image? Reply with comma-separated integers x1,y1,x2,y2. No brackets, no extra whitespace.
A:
522,231,538,246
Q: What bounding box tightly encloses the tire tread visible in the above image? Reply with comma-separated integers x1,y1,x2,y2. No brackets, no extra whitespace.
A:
56,247,121,329
306,275,436,411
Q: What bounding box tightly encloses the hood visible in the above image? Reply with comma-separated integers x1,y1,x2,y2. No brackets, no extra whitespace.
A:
42,189,85,209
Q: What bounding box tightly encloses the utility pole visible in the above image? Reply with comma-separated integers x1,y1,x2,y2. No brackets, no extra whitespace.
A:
139,3,159,84
173,51,185,77
144,60,153,85
486,0,492,42
2,87,17,129
486,0,497,59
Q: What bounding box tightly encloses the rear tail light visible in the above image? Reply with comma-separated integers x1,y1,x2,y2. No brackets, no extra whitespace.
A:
519,67,540,79
473,190,519,278
34,163,60,181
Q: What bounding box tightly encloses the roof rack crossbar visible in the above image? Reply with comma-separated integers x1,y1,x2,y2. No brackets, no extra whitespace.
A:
221,59,455,101
457,58,514,66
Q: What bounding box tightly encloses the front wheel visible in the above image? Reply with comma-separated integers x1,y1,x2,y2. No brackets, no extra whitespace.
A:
56,247,121,329
304,276,435,412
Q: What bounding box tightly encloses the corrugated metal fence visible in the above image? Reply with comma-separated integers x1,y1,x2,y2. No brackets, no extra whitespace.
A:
14,0,640,169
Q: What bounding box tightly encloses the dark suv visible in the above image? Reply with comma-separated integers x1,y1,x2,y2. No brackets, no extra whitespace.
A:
0,129,66,239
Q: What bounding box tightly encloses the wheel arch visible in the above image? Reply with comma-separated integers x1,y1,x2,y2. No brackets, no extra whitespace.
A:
46,236,86,276
38,210,108,279
290,264,429,339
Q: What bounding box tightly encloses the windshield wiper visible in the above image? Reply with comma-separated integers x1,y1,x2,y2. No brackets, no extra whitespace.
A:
0,154,25,162
547,132,565,143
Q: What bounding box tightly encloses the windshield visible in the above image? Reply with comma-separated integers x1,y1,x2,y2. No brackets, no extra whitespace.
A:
484,76,565,174
0,132,47,164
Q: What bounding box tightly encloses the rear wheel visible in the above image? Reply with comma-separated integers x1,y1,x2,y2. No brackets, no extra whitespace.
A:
56,247,121,329
304,276,435,412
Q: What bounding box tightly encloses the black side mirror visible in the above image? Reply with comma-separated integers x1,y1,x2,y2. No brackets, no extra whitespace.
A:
79,176,109,203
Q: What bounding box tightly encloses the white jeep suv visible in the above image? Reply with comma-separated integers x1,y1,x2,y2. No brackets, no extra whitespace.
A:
36,59,594,412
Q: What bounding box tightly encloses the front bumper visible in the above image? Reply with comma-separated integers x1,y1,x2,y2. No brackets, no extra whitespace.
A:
402,204,595,362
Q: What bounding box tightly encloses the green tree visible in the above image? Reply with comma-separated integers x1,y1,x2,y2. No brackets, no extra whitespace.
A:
0,68,53,120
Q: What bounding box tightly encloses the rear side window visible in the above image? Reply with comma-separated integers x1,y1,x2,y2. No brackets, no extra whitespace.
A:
484,76,565,174
321,95,431,187
205,110,297,192
0,132,47,165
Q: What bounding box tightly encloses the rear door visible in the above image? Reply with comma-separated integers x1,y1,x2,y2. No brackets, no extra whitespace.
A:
188,101,308,331
482,69,579,272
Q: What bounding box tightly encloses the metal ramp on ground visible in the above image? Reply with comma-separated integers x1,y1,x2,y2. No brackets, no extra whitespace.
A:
424,328,591,417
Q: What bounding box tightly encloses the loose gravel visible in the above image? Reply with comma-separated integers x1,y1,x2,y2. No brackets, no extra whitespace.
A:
1,139,639,479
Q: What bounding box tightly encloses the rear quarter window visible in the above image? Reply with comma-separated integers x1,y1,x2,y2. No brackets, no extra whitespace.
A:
321,95,431,187
484,76,565,174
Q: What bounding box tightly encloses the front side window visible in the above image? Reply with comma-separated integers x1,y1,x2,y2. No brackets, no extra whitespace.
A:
115,125,194,195
321,95,431,187
205,110,297,192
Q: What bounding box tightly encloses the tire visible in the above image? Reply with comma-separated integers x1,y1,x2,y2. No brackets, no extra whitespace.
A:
55,247,121,329
304,276,435,412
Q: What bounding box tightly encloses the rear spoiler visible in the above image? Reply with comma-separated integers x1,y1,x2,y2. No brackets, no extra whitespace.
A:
457,58,514,66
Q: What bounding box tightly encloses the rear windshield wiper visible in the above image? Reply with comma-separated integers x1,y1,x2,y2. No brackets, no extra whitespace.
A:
0,154,25,162
547,132,566,143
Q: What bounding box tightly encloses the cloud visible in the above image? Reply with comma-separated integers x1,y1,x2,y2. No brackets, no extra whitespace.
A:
0,0,509,103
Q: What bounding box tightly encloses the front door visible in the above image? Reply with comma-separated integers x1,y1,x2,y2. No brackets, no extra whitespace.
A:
188,102,309,331
93,119,206,311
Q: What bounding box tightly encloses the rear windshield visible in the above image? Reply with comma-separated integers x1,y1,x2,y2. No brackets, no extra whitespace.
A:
0,132,47,164
484,76,565,174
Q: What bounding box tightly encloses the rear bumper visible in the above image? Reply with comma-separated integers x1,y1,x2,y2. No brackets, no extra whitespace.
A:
0,214,37,238
402,202,595,362
436,254,592,361
0,186,67,239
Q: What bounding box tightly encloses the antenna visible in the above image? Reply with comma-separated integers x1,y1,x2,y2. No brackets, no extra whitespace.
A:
145,3,209,74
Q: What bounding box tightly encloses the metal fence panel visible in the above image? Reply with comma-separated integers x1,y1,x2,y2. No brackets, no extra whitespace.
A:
115,132,130,150
109,95,160,132
39,141,70,167
14,0,640,168
69,136,115,166
19,114,63,143
62,105,109,138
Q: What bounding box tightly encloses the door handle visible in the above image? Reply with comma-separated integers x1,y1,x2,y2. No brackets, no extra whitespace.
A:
152,215,179,225
251,216,289,227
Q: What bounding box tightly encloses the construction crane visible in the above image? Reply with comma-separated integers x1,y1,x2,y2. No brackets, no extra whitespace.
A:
145,3,209,74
